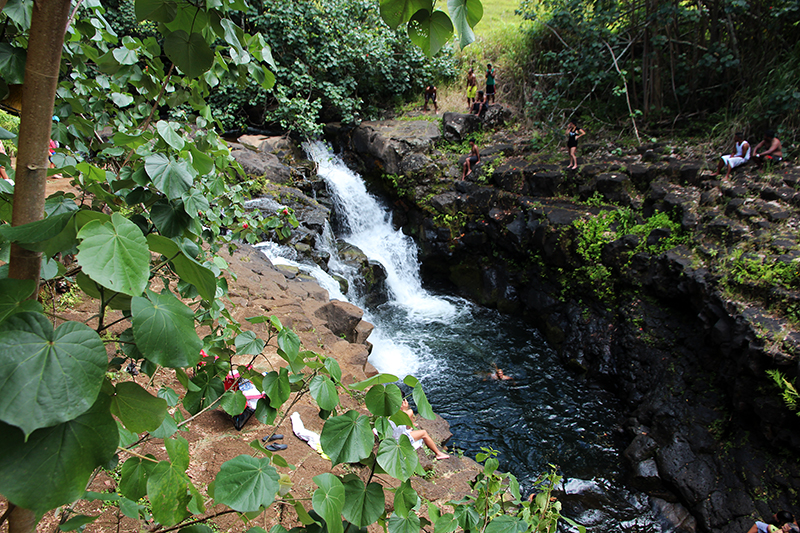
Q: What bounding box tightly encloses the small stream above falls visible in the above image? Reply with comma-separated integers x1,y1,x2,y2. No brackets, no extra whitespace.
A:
255,142,677,532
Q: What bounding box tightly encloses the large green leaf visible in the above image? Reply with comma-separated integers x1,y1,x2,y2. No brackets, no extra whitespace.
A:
393,480,418,519
134,0,177,22
312,473,345,533
0,43,26,84
484,515,528,533
147,460,192,526
319,410,373,466
150,198,192,238
3,0,33,29
164,30,214,78
341,474,385,527
147,234,216,301
131,289,202,368
433,512,458,533
156,120,185,150
0,211,74,249
145,153,194,200
379,0,431,29
309,375,339,411
365,384,402,416
214,455,280,512
349,373,400,391
447,0,481,48
75,272,133,311
0,313,106,437
0,278,42,323
262,368,290,409
220,390,246,416
407,9,454,57
376,437,418,482
76,212,150,297
0,394,119,514
412,384,435,420
183,372,224,415
111,381,168,433
234,330,265,356
388,511,420,533
118,455,158,501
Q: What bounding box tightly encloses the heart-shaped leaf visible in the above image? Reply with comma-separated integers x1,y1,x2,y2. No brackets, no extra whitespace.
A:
119,455,158,501
447,0,482,48
164,30,214,78
365,384,402,416
214,455,280,512
379,0,432,29
309,375,339,411
377,437,418,482
77,212,150,297
0,394,119,514
111,381,168,433
145,153,194,200
132,289,202,368
407,9,454,57
0,278,42,324
341,474,385,527
320,411,373,466
312,473,345,533
0,313,106,436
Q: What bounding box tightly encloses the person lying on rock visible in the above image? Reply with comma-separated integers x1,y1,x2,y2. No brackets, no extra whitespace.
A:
752,130,783,166
462,138,480,179
394,398,450,460
711,131,750,179
747,510,798,533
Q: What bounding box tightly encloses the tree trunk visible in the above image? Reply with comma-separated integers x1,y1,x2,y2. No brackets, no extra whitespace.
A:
8,0,71,284
6,0,71,531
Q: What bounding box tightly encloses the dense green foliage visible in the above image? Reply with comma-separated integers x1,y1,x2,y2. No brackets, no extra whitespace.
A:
221,0,459,134
512,0,800,143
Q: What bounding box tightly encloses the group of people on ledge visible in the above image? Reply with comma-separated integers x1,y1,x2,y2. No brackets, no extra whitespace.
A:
748,510,800,533
711,130,784,179
423,63,497,115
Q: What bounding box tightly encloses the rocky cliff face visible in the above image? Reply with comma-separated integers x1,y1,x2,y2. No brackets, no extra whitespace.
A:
318,117,800,533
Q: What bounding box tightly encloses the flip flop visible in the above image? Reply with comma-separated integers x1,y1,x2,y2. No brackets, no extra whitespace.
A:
266,443,288,451
262,434,284,442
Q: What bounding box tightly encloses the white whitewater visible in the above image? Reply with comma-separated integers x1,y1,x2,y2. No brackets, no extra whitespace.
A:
304,141,456,322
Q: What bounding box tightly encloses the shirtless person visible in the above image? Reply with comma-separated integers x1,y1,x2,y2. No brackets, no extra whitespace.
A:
752,130,783,167
711,132,750,179
466,68,477,109
399,399,450,459
423,85,438,113
462,138,480,179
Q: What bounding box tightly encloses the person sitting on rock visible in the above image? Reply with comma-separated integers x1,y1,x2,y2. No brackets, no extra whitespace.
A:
711,131,750,179
752,130,783,166
462,138,480,179
747,510,797,533
471,90,488,117
394,398,450,460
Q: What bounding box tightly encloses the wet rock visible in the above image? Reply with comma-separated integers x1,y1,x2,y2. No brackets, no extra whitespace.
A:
651,498,697,532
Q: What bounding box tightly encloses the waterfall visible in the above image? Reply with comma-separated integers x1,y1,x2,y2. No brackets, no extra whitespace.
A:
304,141,455,322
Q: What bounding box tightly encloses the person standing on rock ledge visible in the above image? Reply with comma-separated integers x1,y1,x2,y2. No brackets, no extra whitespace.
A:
565,120,586,170
423,85,438,113
466,68,477,110
485,63,496,104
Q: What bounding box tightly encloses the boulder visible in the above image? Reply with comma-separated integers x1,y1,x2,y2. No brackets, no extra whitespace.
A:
230,146,292,183
442,112,481,143
350,120,440,175
314,300,364,343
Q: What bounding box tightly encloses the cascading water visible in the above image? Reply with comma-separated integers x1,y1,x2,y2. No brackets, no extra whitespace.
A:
258,142,672,532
